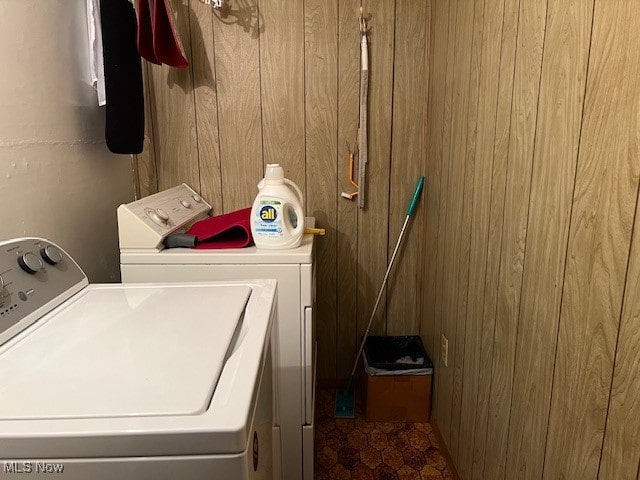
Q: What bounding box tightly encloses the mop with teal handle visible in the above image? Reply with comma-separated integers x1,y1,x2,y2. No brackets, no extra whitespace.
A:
335,175,425,418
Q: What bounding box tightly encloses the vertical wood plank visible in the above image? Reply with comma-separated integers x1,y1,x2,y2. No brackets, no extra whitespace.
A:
505,0,593,478
437,0,462,443
190,1,223,213
433,0,456,442
147,0,200,191
213,0,263,212
456,0,504,475
544,0,640,476
418,0,431,334
135,62,159,198
355,0,395,345
446,0,476,459
483,0,547,477
386,0,428,336
422,0,448,363
471,0,520,476
600,191,640,479
260,0,305,190
334,0,358,381
450,0,485,462
417,0,431,354
427,0,453,419
306,0,339,380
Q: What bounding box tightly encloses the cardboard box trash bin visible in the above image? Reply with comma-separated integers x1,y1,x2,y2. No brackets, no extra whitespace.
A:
359,336,433,423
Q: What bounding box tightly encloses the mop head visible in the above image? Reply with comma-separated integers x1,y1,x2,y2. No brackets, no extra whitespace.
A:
334,382,355,418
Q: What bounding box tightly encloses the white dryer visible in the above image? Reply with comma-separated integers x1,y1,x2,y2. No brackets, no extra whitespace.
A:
0,238,276,480
118,184,316,480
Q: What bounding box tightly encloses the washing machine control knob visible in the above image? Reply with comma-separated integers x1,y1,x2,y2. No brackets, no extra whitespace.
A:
192,194,202,203
148,208,169,226
40,245,63,265
156,208,169,221
180,199,192,209
18,252,44,274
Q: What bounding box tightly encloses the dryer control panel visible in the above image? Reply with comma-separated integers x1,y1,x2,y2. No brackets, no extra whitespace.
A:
0,238,88,346
118,184,211,252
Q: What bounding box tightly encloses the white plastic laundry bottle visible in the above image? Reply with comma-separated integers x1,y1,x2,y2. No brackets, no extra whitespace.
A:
251,164,305,249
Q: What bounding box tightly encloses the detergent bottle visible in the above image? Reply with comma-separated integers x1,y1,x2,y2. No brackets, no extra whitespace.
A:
251,164,305,249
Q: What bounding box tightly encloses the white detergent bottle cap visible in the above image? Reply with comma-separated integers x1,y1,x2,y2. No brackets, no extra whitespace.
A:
264,164,285,185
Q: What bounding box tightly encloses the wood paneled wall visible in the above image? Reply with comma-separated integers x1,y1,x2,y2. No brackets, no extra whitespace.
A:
423,0,640,478
134,0,430,380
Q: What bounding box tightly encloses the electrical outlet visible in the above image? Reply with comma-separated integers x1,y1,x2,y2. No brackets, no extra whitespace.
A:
441,334,449,367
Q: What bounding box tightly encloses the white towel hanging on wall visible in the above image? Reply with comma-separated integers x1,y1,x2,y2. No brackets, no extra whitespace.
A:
86,0,106,106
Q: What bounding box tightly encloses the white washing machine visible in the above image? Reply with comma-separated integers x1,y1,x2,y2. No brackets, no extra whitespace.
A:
118,184,316,480
0,238,276,480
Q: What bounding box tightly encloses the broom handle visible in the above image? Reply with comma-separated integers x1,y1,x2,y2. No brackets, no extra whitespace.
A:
349,176,425,380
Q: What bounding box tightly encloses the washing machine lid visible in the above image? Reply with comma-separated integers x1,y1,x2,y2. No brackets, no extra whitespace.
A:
0,283,251,420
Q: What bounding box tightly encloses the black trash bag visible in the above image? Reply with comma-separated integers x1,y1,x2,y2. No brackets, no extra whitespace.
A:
363,336,433,372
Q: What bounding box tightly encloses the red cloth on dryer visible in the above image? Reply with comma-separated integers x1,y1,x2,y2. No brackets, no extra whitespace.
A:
186,208,254,249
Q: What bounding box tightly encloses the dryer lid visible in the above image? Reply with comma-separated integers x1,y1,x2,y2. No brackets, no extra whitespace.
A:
0,284,251,420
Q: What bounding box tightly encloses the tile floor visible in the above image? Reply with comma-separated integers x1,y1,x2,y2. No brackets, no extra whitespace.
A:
314,387,454,480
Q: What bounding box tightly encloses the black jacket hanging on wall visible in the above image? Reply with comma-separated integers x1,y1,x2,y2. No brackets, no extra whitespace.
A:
100,0,144,155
